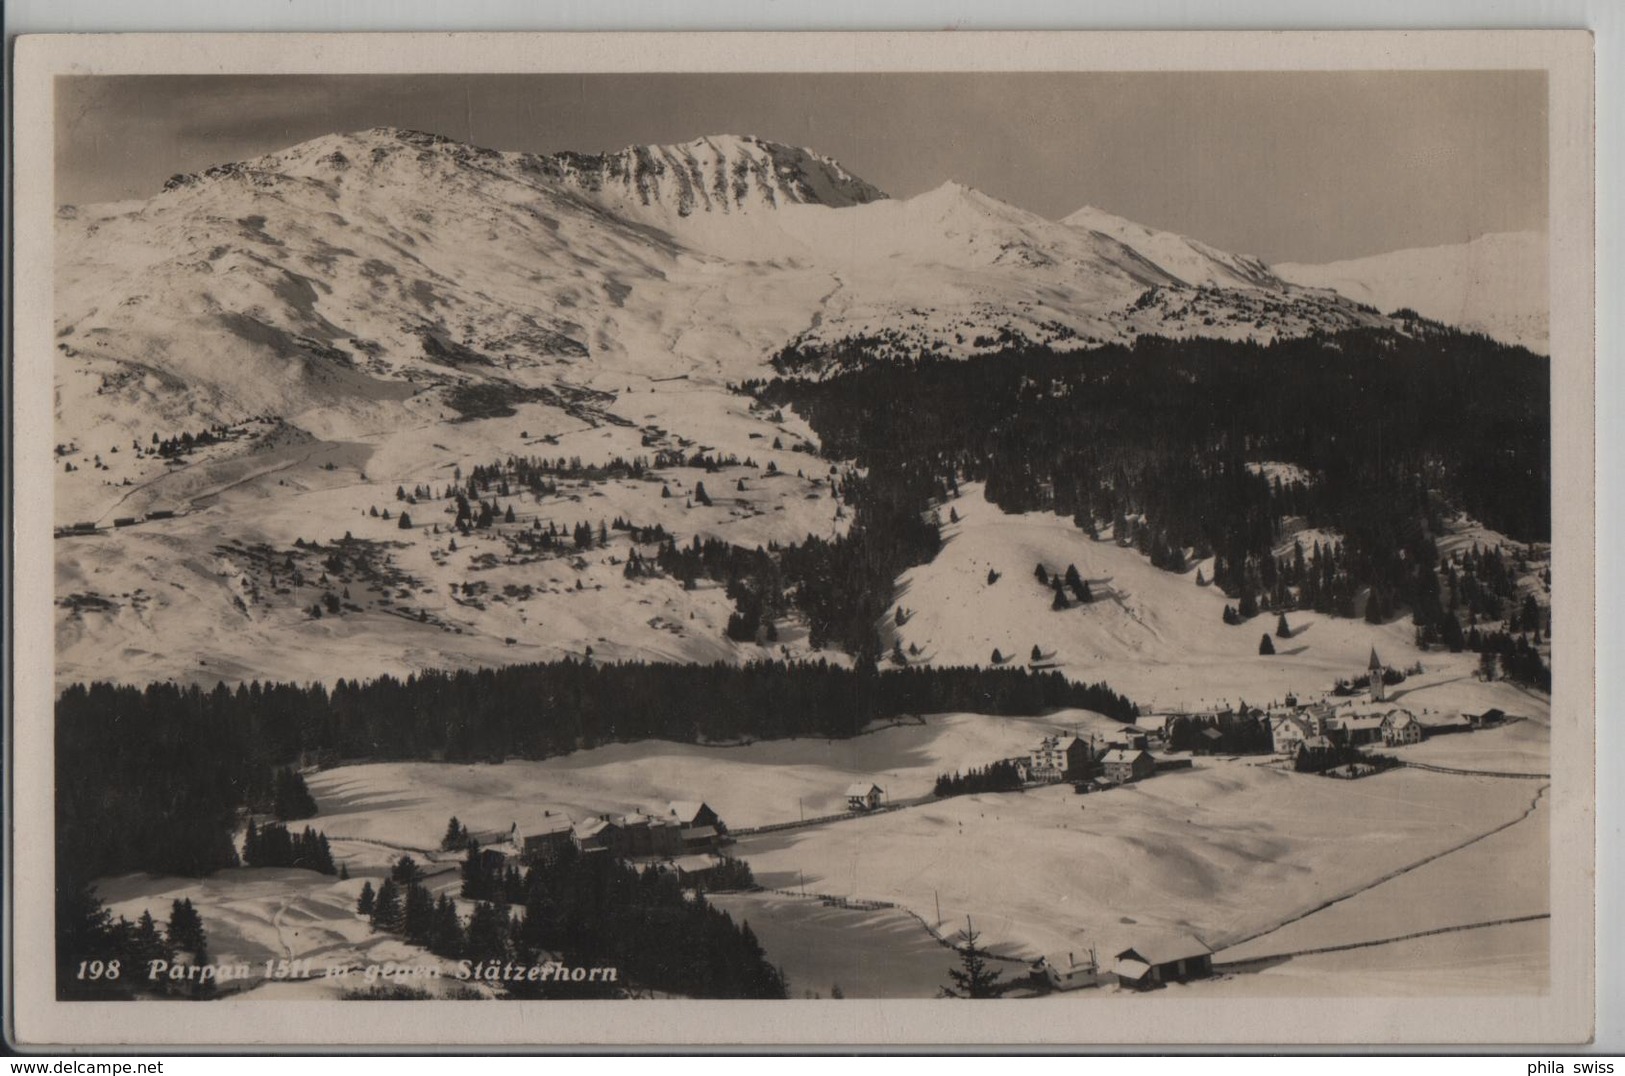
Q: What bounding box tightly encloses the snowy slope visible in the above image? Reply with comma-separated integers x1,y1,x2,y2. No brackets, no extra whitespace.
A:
1274,231,1548,352
1063,204,1283,290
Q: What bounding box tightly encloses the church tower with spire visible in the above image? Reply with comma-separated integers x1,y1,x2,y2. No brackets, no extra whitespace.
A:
1368,647,1386,703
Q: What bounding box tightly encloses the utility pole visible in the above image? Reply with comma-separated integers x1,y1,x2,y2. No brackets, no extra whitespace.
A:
935,889,941,927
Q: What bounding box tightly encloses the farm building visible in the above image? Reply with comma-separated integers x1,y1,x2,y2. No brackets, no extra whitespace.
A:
1032,951,1106,991
520,816,575,866
1100,748,1155,784
846,783,885,811
1381,709,1423,746
1111,935,1214,990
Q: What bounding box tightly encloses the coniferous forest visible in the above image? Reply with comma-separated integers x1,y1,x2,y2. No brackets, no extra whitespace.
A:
753,327,1550,668
56,661,1137,887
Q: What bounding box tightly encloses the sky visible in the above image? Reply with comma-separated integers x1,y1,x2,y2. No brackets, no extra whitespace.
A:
54,71,1548,264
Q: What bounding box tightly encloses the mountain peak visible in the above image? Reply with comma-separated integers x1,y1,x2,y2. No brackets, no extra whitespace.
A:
540,134,888,217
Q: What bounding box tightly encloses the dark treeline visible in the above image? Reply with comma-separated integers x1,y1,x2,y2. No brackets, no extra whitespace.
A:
752,329,1549,665
57,660,1137,885
934,760,1026,797
358,848,780,998
243,820,336,874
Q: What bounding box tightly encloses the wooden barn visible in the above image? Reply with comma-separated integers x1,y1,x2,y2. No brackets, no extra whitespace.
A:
1112,935,1214,990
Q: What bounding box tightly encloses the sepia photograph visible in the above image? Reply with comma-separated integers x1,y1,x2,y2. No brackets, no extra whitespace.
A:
7,30,1598,1048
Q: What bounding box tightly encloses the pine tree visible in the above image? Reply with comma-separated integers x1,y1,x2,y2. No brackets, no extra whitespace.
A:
942,921,1004,998
1276,613,1291,639
990,648,1004,665
1052,588,1069,611
1034,563,1048,585
403,882,434,945
464,901,511,965
1259,633,1276,656
166,898,208,961
390,855,422,887
442,817,466,851
429,895,465,959
694,482,712,507
356,881,376,916
370,878,403,933
1031,644,1043,662
131,909,172,975
398,512,413,529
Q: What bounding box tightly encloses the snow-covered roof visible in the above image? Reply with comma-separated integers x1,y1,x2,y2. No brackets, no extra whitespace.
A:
1339,715,1386,731
681,825,718,840
1100,748,1151,764
525,817,574,837
575,818,613,838
668,800,709,822
1113,959,1151,980
1117,934,1211,967
845,782,883,797
1382,710,1419,726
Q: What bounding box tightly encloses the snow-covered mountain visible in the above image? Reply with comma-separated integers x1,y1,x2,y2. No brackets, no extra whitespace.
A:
56,127,1385,442
47,127,1396,687
540,132,890,218
1274,231,1548,352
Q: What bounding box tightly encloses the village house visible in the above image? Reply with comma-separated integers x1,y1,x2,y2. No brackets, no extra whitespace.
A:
1331,713,1386,747
1111,935,1214,990
667,801,726,852
520,815,575,867
846,782,885,811
1100,747,1155,784
667,801,725,834
572,816,617,855
1269,712,1314,755
1381,709,1423,746
1295,734,1339,769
